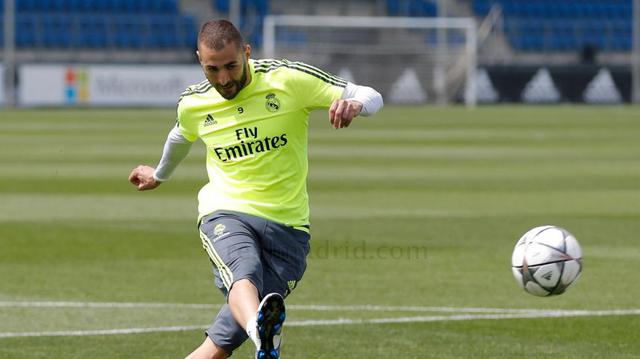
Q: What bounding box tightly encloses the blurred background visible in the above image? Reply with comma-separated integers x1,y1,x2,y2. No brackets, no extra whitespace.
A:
1,0,639,107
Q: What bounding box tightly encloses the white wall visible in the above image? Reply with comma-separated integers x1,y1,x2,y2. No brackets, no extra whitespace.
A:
19,64,205,106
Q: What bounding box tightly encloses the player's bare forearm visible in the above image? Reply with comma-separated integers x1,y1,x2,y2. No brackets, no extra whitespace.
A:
128,165,161,191
329,99,363,129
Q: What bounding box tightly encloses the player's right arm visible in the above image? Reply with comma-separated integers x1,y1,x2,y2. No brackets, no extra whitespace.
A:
129,90,200,191
128,164,160,191
129,120,195,191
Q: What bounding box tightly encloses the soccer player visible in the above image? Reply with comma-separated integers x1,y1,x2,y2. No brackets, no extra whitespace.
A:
128,20,382,359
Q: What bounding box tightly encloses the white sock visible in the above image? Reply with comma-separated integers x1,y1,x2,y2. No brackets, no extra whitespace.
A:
246,315,260,348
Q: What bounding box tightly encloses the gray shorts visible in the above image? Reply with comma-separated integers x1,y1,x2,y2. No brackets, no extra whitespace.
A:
198,210,310,354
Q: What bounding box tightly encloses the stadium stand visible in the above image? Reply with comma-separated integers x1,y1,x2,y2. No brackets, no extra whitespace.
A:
211,0,440,47
0,0,197,49
0,0,631,55
213,0,269,47
473,0,633,52
0,0,443,50
386,0,438,17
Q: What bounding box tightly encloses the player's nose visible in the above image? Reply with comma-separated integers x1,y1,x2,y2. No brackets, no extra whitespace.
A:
217,71,231,86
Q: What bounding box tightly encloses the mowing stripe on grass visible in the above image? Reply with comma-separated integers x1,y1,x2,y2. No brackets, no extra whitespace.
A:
0,301,217,309
0,301,591,314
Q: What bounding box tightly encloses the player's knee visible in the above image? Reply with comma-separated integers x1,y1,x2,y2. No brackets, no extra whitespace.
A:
232,278,257,291
185,336,229,359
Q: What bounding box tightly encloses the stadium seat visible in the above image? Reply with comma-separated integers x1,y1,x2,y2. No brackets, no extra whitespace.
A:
215,0,230,13
7,0,192,49
409,0,437,17
472,0,491,16
276,28,307,48
151,0,178,14
78,15,108,48
178,15,198,48
147,15,178,48
106,0,129,13
386,0,437,17
16,0,31,12
612,20,632,49
41,14,73,48
15,14,38,47
112,15,144,48
473,0,632,52
386,0,400,16
212,0,270,48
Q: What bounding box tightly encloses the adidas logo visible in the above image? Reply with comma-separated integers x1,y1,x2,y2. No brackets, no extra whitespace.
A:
204,114,217,127
542,271,553,281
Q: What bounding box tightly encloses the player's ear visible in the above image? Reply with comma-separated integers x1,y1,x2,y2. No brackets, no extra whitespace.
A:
196,50,202,63
244,44,251,59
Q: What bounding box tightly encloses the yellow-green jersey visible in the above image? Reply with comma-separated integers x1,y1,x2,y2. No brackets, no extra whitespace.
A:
176,59,347,228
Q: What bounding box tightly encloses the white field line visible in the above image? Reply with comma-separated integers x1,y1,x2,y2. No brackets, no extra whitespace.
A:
290,304,544,314
0,325,208,338
287,309,640,326
1,309,640,339
0,301,562,314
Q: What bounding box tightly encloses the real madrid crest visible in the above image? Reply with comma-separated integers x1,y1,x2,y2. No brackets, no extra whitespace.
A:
214,224,226,237
265,93,280,113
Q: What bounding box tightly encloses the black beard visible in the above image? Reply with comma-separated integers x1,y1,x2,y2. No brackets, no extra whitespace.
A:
216,61,249,100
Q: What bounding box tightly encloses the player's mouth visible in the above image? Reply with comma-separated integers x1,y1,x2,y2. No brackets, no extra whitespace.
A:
219,83,234,91
217,83,237,98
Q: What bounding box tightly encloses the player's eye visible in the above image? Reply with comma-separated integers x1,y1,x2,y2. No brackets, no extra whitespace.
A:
225,64,237,70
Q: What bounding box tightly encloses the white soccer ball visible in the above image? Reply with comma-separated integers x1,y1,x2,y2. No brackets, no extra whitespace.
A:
511,225,583,297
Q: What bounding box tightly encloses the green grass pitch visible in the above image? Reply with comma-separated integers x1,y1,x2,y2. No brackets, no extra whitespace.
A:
1,106,639,358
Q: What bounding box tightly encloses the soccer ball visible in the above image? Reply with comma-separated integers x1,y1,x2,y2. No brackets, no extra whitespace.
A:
511,225,583,297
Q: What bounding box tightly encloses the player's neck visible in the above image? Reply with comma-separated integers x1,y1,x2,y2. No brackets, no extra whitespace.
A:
244,70,253,89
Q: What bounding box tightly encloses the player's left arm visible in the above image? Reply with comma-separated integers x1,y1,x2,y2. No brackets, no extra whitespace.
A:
329,82,383,129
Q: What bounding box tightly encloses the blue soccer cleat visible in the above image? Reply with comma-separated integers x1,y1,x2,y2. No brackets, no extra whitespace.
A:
255,293,285,359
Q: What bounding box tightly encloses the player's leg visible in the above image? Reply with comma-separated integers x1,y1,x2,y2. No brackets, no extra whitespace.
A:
197,212,265,356
224,280,285,359
197,211,309,358
207,212,304,359
227,278,260,331
255,222,311,358
215,214,289,359
184,336,229,359
203,304,255,356
260,222,310,299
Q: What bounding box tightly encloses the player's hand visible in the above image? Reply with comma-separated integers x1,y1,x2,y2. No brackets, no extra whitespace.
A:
128,165,161,191
329,99,363,129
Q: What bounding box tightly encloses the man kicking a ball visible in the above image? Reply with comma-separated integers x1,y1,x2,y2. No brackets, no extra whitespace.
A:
129,20,382,359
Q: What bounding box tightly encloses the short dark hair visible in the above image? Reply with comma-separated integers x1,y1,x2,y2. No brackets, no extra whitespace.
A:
198,20,245,51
